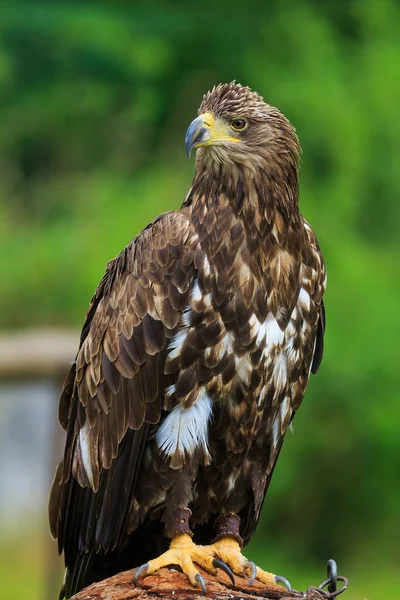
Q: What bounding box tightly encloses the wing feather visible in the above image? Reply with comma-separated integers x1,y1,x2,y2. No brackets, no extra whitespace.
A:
49,210,197,593
311,300,326,374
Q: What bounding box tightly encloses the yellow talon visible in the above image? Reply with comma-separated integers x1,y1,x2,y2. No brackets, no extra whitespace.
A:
133,533,217,590
201,536,277,587
133,532,289,592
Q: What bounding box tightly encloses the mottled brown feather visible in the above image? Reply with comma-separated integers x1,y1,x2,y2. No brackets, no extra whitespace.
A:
50,82,326,599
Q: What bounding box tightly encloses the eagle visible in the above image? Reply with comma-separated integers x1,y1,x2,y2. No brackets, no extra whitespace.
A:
49,82,326,598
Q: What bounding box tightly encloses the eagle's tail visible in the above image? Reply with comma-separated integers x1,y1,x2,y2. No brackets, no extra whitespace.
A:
61,521,169,598
62,550,95,599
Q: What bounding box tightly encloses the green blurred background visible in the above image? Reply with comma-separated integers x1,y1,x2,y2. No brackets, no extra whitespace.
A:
0,1,399,599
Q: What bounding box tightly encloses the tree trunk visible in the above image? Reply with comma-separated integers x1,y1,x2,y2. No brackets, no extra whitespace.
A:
70,567,330,600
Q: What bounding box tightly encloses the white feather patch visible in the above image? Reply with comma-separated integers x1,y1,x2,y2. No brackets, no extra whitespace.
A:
235,354,252,386
249,313,259,338
168,330,187,360
203,293,212,308
298,287,311,310
266,315,285,345
273,353,287,393
227,473,237,492
285,337,299,364
221,331,235,354
165,383,176,398
192,279,202,302
257,385,267,406
203,256,211,276
280,396,290,422
156,389,213,462
272,414,280,448
182,306,192,327
256,320,267,346
78,423,94,488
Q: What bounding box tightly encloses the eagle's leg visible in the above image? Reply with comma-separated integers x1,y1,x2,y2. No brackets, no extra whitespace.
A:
201,514,291,590
133,508,235,592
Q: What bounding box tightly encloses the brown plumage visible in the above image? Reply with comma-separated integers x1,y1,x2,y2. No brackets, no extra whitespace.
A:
49,82,326,597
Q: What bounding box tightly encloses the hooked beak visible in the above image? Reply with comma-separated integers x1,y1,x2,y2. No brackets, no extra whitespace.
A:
185,112,240,157
185,112,214,157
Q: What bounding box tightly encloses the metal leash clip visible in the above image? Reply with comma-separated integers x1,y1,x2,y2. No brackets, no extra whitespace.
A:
303,559,349,599
283,559,348,599
315,559,348,598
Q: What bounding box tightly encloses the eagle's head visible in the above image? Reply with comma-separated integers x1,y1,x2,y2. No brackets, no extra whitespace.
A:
185,82,300,173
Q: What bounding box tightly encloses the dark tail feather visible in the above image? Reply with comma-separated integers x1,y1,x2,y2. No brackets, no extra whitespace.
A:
64,550,95,599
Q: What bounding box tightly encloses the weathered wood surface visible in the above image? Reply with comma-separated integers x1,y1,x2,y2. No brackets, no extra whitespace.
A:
0,328,79,378
71,567,304,600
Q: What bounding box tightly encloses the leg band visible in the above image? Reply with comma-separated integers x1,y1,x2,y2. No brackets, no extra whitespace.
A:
212,513,243,547
164,507,193,538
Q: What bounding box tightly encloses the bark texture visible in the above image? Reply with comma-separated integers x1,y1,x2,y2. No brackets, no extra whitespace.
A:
70,567,301,600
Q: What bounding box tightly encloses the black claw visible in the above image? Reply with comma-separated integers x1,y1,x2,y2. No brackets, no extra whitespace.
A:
212,558,235,585
133,563,149,585
246,561,258,585
275,575,292,592
195,573,207,595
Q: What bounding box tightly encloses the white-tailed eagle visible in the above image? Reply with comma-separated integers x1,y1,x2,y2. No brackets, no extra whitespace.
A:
49,82,326,598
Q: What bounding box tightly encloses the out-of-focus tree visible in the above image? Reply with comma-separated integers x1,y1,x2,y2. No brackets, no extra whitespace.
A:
0,0,399,594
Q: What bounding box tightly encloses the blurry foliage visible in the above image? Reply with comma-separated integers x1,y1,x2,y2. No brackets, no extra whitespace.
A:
0,0,399,598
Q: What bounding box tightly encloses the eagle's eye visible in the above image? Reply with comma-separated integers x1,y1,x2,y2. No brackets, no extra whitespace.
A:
230,118,247,131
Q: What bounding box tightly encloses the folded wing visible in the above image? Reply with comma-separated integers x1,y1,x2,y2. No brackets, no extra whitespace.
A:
49,210,197,594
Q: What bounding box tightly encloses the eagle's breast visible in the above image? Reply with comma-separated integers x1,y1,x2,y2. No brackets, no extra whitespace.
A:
156,203,324,469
